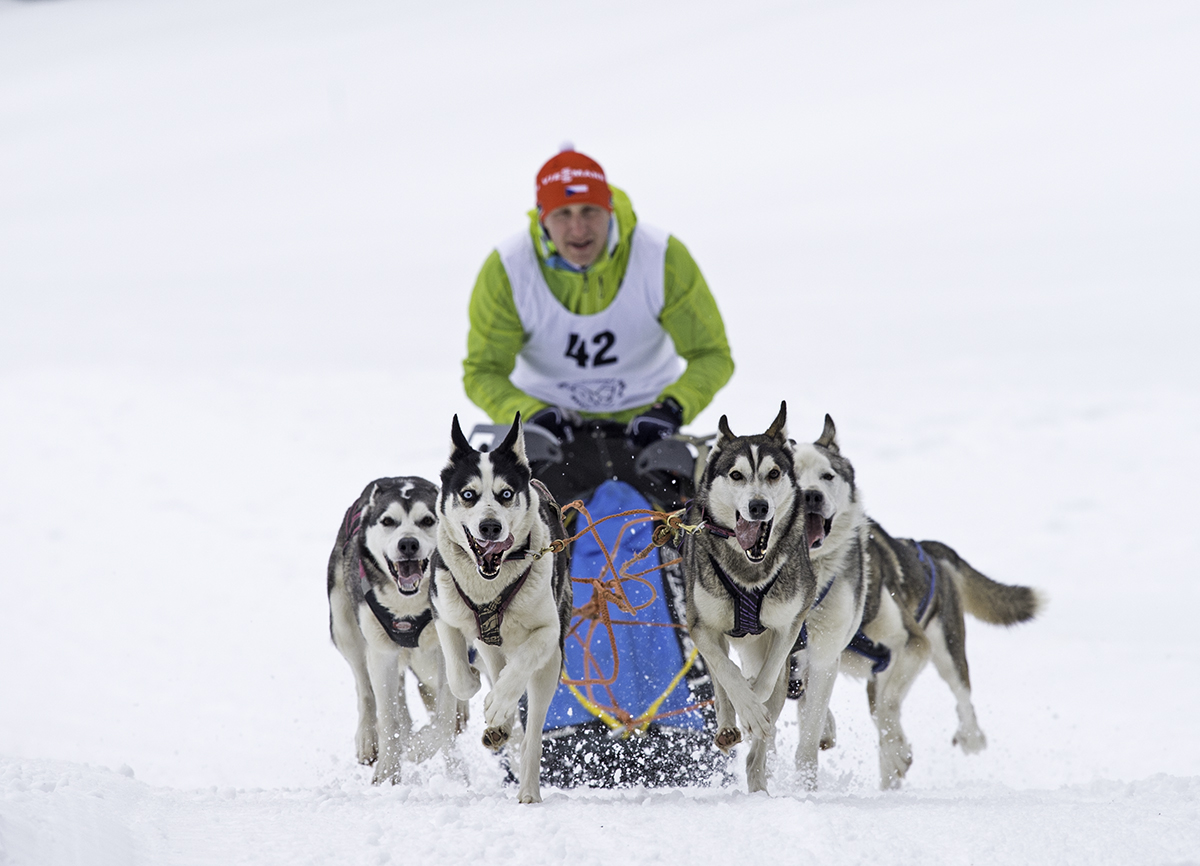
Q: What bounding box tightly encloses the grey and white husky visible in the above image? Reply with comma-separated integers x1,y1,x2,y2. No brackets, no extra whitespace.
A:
327,476,459,784
430,415,572,804
789,415,1041,789
682,402,818,794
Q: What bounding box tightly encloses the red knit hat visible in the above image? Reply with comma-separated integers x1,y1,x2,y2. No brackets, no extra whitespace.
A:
535,149,612,218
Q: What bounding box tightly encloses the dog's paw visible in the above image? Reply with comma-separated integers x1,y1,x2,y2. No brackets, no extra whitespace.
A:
819,709,837,751
953,725,987,754
879,736,913,789
738,701,772,741
796,762,818,792
481,725,511,752
356,733,378,766
714,727,743,753
517,783,542,804
371,760,401,786
483,686,520,729
448,667,481,702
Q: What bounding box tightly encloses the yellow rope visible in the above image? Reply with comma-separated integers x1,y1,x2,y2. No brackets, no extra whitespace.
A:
562,682,625,732
633,646,700,734
560,646,701,738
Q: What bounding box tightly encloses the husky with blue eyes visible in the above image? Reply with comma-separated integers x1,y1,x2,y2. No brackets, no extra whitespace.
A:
430,414,572,804
327,476,460,785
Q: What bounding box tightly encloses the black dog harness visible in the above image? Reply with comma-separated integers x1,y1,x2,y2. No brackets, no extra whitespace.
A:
450,564,534,647
358,564,433,649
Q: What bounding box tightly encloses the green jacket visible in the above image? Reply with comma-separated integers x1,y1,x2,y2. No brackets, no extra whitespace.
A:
463,187,734,425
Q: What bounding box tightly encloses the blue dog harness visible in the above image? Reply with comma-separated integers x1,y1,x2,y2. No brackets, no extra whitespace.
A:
913,541,938,624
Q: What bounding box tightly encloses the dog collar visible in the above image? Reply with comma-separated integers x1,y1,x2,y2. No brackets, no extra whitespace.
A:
701,511,736,539
449,564,534,647
708,554,779,638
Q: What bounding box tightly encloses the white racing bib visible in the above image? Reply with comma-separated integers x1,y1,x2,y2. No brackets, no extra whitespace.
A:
500,224,683,414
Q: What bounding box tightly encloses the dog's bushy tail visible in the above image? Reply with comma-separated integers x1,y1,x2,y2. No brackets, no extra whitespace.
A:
920,541,1041,625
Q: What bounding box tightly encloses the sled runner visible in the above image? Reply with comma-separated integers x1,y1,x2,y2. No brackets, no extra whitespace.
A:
468,420,730,787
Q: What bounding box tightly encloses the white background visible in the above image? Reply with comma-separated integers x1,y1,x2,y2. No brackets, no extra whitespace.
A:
1,0,1197,863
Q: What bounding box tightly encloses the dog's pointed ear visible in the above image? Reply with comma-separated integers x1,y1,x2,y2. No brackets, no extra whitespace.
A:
816,413,839,452
717,415,735,443
764,401,787,441
498,412,528,466
450,414,473,456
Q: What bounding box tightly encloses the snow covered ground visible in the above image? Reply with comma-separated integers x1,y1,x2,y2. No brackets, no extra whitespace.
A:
2,0,1198,862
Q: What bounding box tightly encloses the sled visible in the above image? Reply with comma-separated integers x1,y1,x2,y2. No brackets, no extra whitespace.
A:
468,420,729,787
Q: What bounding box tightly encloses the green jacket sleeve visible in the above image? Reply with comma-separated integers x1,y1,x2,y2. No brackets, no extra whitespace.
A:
657,236,734,424
462,250,549,423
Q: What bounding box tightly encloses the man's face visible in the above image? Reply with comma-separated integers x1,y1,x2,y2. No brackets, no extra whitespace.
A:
542,203,610,268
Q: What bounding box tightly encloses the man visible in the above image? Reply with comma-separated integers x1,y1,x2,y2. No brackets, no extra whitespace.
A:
463,147,733,449
460,149,736,787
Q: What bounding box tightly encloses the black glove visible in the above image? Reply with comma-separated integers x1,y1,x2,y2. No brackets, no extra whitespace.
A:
626,397,683,449
526,406,582,443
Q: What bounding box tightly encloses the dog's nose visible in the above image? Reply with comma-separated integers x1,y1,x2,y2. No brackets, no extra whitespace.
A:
747,499,770,522
478,518,503,541
803,488,825,512
397,536,421,558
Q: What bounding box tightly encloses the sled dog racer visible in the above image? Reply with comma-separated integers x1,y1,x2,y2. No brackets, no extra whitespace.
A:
463,147,733,444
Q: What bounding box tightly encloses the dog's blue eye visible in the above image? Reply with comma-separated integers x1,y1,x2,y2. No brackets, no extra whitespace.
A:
461,489,475,501
499,489,513,501
730,471,743,481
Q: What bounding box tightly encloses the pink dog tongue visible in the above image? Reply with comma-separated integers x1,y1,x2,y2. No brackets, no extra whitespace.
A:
735,518,761,552
805,513,826,549
482,535,514,558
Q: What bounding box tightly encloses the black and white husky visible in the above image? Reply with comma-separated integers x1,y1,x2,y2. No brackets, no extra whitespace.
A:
682,402,817,794
789,415,1041,789
327,476,459,784
430,415,572,804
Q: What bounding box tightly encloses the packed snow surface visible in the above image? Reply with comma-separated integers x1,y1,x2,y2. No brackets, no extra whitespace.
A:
1,0,1198,863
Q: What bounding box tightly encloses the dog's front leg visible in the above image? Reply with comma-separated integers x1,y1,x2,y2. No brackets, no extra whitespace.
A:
366,645,408,785
434,619,480,701
794,655,839,791
745,659,791,794
515,647,561,804
748,625,801,705
690,625,770,743
482,627,558,754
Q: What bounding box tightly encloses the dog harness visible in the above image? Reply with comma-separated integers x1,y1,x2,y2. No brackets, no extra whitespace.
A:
357,564,433,649
449,564,534,647
788,569,893,699
708,555,780,638
913,541,938,623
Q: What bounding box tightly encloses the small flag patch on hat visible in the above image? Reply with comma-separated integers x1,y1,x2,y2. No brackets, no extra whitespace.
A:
536,150,612,216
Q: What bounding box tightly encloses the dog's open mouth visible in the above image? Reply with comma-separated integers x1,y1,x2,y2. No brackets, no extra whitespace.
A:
735,516,772,563
464,529,515,579
805,513,834,550
387,558,427,595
